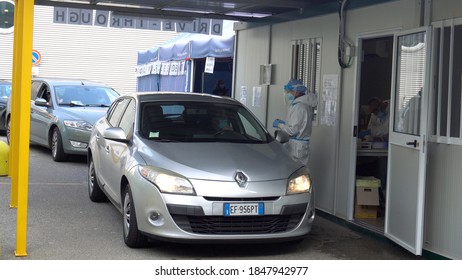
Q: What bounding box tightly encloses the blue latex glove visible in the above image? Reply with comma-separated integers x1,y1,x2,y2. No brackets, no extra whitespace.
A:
272,119,285,128
358,129,371,139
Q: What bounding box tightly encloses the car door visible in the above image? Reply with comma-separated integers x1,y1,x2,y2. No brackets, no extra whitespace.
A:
385,27,431,255
30,81,52,145
96,98,132,200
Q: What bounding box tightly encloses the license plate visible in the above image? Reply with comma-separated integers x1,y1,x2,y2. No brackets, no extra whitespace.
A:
223,202,264,216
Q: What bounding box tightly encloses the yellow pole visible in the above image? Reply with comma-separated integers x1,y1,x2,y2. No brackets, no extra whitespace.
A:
13,0,34,257
9,0,21,207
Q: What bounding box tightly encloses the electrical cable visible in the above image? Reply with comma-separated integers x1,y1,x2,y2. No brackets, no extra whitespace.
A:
338,0,353,68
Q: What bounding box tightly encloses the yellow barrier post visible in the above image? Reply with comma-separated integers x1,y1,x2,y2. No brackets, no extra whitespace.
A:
0,141,8,176
13,0,35,257
9,0,22,207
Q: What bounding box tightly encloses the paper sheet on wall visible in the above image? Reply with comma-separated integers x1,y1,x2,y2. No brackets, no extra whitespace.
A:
252,86,262,107
204,57,215,73
240,86,247,105
320,74,338,126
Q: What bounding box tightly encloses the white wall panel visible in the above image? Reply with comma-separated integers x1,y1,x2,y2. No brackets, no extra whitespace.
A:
234,26,270,125
0,5,180,93
424,143,462,259
234,0,462,259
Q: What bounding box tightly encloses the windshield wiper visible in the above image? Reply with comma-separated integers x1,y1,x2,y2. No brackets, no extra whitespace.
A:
151,138,180,142
60,102,85,107
86,104,110,107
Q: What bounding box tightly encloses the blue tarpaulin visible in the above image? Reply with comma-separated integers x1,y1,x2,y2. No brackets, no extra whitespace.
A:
136,34,234,92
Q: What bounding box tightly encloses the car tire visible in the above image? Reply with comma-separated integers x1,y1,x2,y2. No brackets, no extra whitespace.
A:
51,127,67,162
6,117,10,144
88,157,107,202
123,184,148,248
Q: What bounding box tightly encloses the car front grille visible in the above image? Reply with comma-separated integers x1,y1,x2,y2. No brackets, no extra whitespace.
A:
171,214,303,234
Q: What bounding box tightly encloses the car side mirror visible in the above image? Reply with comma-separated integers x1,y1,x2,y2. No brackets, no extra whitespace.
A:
275,129,290,144
103,127,129,143
34,98,49,107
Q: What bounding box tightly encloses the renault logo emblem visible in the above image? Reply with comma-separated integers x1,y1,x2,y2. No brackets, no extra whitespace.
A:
234,171,248,188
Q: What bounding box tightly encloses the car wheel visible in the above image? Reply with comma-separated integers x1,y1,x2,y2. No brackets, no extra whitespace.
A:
51,127,67,162
122,184,148,248
6,117,10,144
88,157,107,202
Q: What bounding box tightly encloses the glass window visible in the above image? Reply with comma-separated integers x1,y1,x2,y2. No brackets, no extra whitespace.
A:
450,25,462,138
140,101,269,143
118,100,135,137
0,83,11,98
393,31,426,135
54,86,119,107
107,98,130,127
291,38,321,124
430,20,462,143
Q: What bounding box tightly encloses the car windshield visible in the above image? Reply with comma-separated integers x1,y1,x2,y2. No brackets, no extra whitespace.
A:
0,84,12,99
54,86,119,107
140,101,271,143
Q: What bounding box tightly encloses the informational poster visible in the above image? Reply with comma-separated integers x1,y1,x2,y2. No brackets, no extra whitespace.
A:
252,86,262,107
240,86,247,105
320,74,338,126
204,57,215,73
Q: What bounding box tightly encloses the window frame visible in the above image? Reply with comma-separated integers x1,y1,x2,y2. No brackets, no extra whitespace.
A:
291,37,322,125
429,18,462,145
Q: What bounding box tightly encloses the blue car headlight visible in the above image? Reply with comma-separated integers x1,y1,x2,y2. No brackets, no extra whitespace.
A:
287,168,312,195
63,120,93,131
138,166,196,195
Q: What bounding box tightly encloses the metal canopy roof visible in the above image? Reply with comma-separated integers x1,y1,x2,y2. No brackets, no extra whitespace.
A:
34,0,396,24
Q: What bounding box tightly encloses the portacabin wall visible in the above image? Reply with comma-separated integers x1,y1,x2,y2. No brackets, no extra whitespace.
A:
234,25,271,126
234,0,462,259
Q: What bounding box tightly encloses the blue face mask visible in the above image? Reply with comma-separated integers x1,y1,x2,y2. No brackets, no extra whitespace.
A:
286,93,295,103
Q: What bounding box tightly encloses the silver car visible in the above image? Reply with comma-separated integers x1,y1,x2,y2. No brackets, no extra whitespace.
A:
6,77,120,161
88,92,315,247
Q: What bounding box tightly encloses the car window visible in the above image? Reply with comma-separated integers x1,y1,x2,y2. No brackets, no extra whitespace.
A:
107,98,130,127
0,83,11,98
31,81,43,100
54,86,119,107
37,84,51,104
118,99,135,137
140,101,269,143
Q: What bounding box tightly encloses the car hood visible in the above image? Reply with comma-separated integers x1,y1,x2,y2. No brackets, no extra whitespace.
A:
58,106,108,124
137,140,303,182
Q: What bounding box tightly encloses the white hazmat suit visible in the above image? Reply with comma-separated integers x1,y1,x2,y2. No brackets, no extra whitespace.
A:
278,92,318,165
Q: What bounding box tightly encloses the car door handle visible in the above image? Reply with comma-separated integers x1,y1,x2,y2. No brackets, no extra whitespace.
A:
406,140,418,147
95,134,100,141
105,146,110,153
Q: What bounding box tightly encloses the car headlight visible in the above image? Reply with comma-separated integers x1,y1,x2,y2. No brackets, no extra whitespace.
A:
138,166,196,195
63,120,93,131
287,173,312,195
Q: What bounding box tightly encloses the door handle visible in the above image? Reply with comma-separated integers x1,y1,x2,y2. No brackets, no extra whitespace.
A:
406,139,418,147
105,146,110,153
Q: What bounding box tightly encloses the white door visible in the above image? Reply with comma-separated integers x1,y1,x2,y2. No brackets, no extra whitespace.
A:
385,27,431,255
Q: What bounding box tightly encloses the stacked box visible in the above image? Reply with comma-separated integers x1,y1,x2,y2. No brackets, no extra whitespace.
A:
355,176,380,219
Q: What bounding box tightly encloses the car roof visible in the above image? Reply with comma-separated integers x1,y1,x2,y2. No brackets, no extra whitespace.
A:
131,91,240,105
31,77,111,87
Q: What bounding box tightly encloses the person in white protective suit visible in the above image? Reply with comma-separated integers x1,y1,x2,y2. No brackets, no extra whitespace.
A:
273,79,318,166
359,97,390,141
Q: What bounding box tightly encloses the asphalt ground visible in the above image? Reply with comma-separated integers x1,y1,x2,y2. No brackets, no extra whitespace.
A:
0,135,424,261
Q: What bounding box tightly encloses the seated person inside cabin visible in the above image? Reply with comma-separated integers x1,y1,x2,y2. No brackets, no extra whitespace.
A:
358,97,390,142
